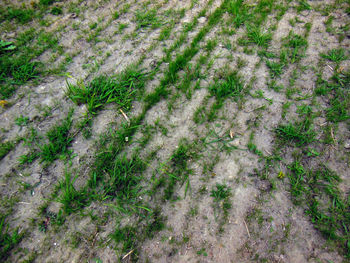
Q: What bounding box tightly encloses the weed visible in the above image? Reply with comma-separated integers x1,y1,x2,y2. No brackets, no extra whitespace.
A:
326,97,350,122
297,0,312,12
117,23,128,33
205,38,217,52
101,155,145,204
0,41,16,53
211,183,232,231
158,21,175,41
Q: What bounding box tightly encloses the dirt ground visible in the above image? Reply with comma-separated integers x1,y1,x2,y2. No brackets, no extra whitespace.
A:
0,0,349,262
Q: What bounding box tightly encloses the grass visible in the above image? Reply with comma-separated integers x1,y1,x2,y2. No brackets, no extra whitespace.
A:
207,70,245,121
321,48,348,62
0,141,14,160
58,171,89,215
100,155,145,204
67,66,146,114
246,26,272,47
15,115,29,127
3,7,35,24
19,110,74,164
1,0,349,260
0,216,23,261
226,0,249,28
315,71,350,123
266,60,285,78
283,31,308,63
276,118,316,146
211,183,232,232
0,38,42,99
39,110,74,163
288,162,349,257
210,183,231,201
164,140,195,200
135,9,161,29
209,71,244,100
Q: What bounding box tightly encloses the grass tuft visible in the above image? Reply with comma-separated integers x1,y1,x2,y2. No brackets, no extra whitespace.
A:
67,67,145,114
0,216,23,261
276,118,316,146
209,71,244,100
0,141,14,160
39,110,74,163
321,48,348,63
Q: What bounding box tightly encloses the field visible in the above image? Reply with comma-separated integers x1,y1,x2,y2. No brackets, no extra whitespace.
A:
0,0,349,262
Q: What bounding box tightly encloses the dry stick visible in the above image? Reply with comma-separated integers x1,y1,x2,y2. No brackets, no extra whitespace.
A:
120,109,130,123
243,219,250,238
122,249,134,259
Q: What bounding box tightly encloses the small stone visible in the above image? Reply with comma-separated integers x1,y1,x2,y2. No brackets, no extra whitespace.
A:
7,32,16,38
344,140,350,149
198,17,206,24
232,138,240,147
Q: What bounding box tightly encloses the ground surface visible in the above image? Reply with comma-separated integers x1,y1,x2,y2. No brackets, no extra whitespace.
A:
0,0,349,262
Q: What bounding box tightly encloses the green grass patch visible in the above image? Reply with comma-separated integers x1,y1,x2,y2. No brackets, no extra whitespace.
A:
0,216,23,261
0,141,14,160
211,183,232,232
19,110,74,164
276,118,316,146
3,7,35,24
283,31,308,63
58,171,90,215
246,26,272,47
67,66,146,114
207,70,245,121
226,0,249,28
321,48,348,63
135,8,161,29
288,162,349,257
39,110,74,163
209,71,244,100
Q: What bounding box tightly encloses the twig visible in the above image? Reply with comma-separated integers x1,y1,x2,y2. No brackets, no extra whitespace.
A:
122,249,134,260
327,64,334,71
120,109,130,123
243,219,250,238
330,127,336,144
